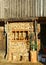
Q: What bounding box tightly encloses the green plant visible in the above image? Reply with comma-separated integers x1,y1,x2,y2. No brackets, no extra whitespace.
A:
31,41,37,51
29,33,37,51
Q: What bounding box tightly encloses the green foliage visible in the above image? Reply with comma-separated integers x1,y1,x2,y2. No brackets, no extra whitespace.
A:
29,33,37,51
30,41,37,51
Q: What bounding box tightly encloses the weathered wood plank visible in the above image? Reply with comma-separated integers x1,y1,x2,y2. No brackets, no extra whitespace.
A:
0,0,45,19
30,0,33,17
44,0,46,16
22,0,25,17
12,0,17,18
4,0,10,18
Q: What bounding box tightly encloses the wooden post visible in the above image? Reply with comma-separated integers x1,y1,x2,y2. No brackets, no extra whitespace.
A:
30,51,37,63
5,21,10,60
30,20,38,63
35,20,38,45
4,21,7,59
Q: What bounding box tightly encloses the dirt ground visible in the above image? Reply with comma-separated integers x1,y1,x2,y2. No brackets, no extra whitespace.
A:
0,50,44,65
0,62,44,65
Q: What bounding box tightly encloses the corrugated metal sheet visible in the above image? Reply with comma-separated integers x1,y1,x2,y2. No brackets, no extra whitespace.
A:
0,0,4,18
11,0,33,18
0,0,45,19
44,0,46,16
35,0,41,16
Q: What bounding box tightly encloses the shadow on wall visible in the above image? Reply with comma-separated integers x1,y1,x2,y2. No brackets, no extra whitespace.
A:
38,23,46,64
40,24,46,53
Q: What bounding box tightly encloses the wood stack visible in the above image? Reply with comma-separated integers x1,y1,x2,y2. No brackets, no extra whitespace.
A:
7,22,33,61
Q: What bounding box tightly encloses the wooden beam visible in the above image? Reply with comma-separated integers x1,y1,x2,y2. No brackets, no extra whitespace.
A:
0,17,38,22
0,17,46,24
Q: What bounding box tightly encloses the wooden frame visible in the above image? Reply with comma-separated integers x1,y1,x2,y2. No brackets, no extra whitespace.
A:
11,29,29,43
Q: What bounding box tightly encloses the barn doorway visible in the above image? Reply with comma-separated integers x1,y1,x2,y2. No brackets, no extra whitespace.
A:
38,23,46,62
40,23,46,53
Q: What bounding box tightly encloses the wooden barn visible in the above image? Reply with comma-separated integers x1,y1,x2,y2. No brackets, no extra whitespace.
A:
0,0,46,62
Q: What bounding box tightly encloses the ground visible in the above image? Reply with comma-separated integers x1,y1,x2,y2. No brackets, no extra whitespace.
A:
0,50,44,65
0,62,44,65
